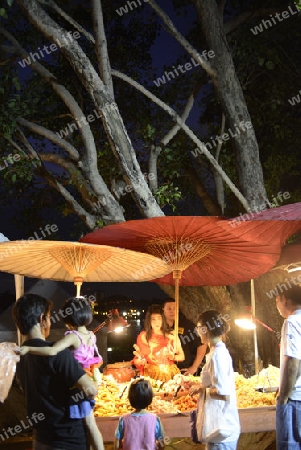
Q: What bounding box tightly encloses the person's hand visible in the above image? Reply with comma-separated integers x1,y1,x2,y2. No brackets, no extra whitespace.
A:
276,394,288,405
133,351,147,365
166,343,176,360
189,383,202,396
133,344,147,365
181,366,197,375
20,346,30,356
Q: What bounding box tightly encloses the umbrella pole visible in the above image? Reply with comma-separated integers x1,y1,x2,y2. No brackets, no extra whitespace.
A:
14,275,24,346
173,270,182,354
74,277,83,297
251,279,259,374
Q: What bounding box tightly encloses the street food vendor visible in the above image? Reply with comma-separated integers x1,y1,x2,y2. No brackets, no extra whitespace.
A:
163,299,206,375
133,304,184,381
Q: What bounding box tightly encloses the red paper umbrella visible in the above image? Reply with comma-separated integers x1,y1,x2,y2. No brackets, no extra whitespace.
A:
225,202,301,245
274,243,301,273
80,216,291,344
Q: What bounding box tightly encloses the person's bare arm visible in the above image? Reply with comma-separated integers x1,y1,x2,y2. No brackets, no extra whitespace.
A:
173,335,185,362
76,373,98,400
208,387,230,401
167,331,185,361
19,334,79,357
277,356,301,404
183,344,207,375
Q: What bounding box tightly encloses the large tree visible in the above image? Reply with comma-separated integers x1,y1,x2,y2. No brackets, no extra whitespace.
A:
2,0,299,235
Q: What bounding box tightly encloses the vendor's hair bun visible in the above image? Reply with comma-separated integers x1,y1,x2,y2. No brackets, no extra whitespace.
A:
198,310,229,337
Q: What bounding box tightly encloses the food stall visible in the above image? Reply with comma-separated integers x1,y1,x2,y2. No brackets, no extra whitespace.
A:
94,364,278,442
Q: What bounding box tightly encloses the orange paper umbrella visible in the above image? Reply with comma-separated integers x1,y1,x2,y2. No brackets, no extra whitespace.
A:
0,240,171,296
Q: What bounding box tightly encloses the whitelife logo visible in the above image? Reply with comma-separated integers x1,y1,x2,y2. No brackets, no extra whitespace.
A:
288,89,301,106
0,154,21,171
0,224,58,261
191,121,253,158
250,2,300,35
18,31,81,68
116,0,149,17
0,413,45,442
153,51,215,87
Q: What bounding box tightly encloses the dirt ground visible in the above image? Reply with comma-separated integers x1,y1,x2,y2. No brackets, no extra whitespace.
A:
0,435,276,450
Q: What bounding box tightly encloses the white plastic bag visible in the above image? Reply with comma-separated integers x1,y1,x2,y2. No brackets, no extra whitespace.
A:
0,342,20,403
202,393,233,443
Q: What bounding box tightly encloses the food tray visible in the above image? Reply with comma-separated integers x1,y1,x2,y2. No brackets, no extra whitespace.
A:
255,386,278,393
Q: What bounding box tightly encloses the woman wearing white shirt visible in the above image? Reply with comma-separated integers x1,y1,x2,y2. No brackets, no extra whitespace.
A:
190,310,240,449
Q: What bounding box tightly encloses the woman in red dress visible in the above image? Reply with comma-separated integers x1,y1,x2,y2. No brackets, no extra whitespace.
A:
133,304,184,381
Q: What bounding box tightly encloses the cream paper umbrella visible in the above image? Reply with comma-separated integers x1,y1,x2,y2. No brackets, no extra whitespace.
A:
0,240,171,296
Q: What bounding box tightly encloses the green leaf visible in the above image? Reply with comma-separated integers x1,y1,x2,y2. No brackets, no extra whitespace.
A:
258,57,265,67
12,78,21,91
265,61,275,70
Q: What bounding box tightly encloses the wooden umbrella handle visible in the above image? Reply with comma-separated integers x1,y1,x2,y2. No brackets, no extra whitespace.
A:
173,270,182,354
74,276,83,297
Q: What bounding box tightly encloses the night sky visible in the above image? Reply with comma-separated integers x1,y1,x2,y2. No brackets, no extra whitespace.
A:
0,1,194,301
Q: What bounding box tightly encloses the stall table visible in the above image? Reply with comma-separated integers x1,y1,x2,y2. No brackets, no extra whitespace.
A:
96,406,276,441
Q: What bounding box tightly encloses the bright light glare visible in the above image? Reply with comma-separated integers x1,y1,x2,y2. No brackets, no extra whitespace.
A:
287,266,301,273
114,326,124,333
235,318,256,330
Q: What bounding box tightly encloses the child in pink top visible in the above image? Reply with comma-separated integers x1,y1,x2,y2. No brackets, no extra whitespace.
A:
115,378,165,450
20,296,104,450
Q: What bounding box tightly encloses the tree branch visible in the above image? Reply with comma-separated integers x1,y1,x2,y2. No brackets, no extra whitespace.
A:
1,21,124,220
0,26,98,167
112,69,249,210
161,88,198,147
146,0,216,78
40,153,98,209
1,134,30,162
213,114,226,214
224,7,291,34
91,0,114,97
16,118,80,161
149,79,203,193
41,172,98,229
37,0,95,43
215,114,225,163
186,165,221,215
16,0,147,219
16,127,41,164
148,145,161,192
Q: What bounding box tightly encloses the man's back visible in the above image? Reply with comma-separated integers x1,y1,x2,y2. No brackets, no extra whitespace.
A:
17,338,87,450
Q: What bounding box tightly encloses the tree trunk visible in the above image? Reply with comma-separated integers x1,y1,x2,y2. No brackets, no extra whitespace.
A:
186,165,222,215
17,0,164,220
193,0,268,211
